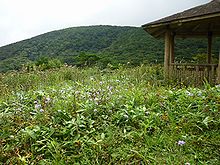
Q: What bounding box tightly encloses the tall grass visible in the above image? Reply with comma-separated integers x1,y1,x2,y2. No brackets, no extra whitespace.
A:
0,65,219,164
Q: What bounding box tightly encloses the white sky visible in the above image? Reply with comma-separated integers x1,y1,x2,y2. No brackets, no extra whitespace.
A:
0,0,209,47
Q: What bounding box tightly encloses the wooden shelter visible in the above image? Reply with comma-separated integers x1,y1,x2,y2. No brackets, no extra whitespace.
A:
142,0,220,85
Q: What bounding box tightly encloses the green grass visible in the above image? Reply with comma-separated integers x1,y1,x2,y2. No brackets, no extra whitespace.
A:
0,65,219,164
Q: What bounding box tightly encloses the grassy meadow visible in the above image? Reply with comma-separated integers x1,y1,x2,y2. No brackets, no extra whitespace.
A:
0,65,219,164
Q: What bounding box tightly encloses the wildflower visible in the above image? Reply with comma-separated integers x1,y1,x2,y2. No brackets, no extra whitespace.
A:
123,114,129,119
34,100,38,104
215,84,220,88
57,110,62,113
96,91,100,95
30,111,37,115
75,91,80,95
108,86,113,91
94,97,99,101
116,80,120,83
177,140,186,146
185,163,190,165
94,109,98,113
35,104,41,109
145,111,150,116
39,109,44,113
16,108,22,111
186,91,193,96
197,91,202,97
9,135,15,139
45,97,51,104
99,81,103,85
168,90,173,94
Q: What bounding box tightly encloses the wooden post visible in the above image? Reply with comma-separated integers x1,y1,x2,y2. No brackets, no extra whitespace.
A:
164,30,171,79
169,33,175,78
207,32,212,64
218,49,220,84
170,33,175,64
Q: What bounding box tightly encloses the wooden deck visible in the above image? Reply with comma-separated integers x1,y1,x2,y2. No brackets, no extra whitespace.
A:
170,63,218,85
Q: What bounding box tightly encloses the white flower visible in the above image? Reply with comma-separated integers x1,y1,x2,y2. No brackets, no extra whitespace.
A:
215,84,220,88
75,91,80,95
186,91,193,96
168,90,173,94
123,114,129,119
145,111,150,116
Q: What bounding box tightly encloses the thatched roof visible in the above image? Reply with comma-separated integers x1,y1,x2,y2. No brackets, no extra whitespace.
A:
142,0,220,38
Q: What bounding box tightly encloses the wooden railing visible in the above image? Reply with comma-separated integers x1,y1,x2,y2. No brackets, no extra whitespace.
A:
170,63,218,85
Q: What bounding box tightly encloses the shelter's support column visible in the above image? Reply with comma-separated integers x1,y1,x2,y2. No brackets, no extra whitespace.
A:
218,49,220,84
207,32,212,82
169,33,175,77
164,30,171,79
207,32,212,64
170,33,175,64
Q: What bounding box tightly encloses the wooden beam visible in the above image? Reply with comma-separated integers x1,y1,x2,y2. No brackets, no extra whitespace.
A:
164,30,171,78
207,32,212,64
192,24,201,32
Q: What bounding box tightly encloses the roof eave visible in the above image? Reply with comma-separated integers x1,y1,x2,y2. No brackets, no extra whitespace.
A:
142,12,220,29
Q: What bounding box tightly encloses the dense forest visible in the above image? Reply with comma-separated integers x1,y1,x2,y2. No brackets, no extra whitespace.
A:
0,25,219,72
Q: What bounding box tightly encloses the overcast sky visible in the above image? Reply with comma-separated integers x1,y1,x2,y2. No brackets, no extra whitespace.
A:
0,0,209,47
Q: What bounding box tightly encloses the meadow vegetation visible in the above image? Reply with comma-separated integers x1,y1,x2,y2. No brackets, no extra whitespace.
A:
0,65,219,164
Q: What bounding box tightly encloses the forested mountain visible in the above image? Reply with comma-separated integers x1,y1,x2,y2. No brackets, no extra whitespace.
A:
0,25,219,72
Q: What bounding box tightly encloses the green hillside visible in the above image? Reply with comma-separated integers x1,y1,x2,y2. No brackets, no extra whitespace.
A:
0,25,219,72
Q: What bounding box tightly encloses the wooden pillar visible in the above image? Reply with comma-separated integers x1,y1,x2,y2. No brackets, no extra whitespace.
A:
170,33,175,64
207,32,212,64
218,49,220,84
164,30,171,79
169,32,175,79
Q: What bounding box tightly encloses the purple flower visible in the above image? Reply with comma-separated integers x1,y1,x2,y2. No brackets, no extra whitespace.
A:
35,104,41,109
39,109,44,113
108,86,113,91
45,97,51,104
177,140,186,146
